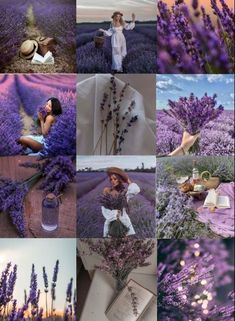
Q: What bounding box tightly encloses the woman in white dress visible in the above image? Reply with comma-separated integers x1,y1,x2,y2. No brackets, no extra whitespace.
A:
99,11,136,72
101,167,140,238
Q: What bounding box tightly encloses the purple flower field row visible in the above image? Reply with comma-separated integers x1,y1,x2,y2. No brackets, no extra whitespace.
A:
157,109,234,156
0,75,76,156
76,23,157,73
77,172,156,238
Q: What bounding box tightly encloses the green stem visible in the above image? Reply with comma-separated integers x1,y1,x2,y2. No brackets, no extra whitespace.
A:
23,171,42,189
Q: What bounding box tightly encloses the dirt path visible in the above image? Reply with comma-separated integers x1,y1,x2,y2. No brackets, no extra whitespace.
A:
4,5,73,73
20,104,34,135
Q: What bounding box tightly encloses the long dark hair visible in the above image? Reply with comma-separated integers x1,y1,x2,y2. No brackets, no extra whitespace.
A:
47,97,62,116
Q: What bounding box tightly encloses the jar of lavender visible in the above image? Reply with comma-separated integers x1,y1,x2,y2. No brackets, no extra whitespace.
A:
41,193,59,231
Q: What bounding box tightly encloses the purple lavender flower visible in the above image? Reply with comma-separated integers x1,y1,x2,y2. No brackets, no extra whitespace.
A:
42,267,48,293
66,278,73,303
163,93,224,135
157,0,234,73
0,177,28,237
20,156,76,196
158,239,234,320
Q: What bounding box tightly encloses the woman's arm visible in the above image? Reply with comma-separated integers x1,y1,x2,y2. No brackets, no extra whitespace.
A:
124,13,135,30
101,206,118,220
39,114,54,137
99,28,113,36
169,132,200,156
126,180,140,201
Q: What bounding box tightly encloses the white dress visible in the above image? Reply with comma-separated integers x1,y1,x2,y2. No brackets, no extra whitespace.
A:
102,22,135,71
101,182,140,237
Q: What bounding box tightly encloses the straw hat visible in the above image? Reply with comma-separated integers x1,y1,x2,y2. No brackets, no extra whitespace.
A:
19,40,38,59
107,167,128,183
111,11,123,19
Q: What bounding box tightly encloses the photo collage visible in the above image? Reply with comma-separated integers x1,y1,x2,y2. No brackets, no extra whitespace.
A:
0,0,234,320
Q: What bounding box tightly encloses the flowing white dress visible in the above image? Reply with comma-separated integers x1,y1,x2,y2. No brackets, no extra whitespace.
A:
101,182,140,237
102,22,135,71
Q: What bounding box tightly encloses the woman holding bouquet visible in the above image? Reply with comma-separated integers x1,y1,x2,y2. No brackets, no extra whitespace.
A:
18,97,62,153
100,167,140,237
99,11,136,72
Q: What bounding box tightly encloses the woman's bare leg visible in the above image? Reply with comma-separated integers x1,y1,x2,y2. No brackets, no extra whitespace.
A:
19,137,43,152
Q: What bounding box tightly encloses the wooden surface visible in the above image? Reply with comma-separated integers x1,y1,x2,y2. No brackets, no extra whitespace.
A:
0,156,76,238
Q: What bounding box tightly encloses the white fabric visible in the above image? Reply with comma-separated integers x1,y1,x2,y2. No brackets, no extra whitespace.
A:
77,74,155,155
101,22,135,71
102,183,140,237
24,134,45,144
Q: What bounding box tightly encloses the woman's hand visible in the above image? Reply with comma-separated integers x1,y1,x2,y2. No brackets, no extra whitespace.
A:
131,13,136,22
37,112,43,121
117,210,121,219
181,131,200,153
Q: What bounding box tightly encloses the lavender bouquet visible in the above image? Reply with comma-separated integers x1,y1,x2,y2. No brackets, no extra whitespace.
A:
157,0,234,73
158,239,234,320
0,172,42,237
163,93,224,135
82,238,155,291
20,156,76,196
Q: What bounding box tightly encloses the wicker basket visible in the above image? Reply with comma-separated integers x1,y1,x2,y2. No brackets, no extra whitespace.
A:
199,171,220,190
94,32,105,49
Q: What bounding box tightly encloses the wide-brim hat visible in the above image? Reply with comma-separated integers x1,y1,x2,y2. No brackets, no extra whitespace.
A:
111,11,123,19
19,39,38,60
107,167,128,183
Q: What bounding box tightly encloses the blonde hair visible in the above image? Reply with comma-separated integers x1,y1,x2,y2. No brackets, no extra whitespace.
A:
111,15,125,27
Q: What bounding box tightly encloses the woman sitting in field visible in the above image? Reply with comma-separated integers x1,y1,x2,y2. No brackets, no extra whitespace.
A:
18,97,62,153
100,167,140,238
99,11,136,73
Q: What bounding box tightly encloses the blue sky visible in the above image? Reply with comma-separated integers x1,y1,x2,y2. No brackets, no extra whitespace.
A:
157,75,234,110
77,0,155,22
0,239,76,315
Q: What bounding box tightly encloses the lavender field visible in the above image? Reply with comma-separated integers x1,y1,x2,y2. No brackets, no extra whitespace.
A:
77,171,155,238
156,110,234,156
77,23,156,73
156,156,234,239
0,0,76,73
157,0,234,73
0,74,76,156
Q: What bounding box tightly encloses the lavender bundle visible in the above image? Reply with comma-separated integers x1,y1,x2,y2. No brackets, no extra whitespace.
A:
20,156,76,196
94,76,138,155
82,238,155,315
163,93,224,135
98,193,127,211
157,240,234,320
0,173,41,237
157,0,234,73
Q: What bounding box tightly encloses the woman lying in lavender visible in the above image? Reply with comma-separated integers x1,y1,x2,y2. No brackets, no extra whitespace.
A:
100,167,140,238
18,97,62,153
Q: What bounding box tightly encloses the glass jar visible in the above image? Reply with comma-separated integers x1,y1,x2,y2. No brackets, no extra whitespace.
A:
41,193,59,232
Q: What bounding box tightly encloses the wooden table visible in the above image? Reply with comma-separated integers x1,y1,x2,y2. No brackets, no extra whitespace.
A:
0,156,76,238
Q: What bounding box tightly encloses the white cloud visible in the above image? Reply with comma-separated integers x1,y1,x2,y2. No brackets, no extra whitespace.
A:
206,75,224,83
174,75,203,82
230,93,234,99
226,78,234,84
157,78,182,92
